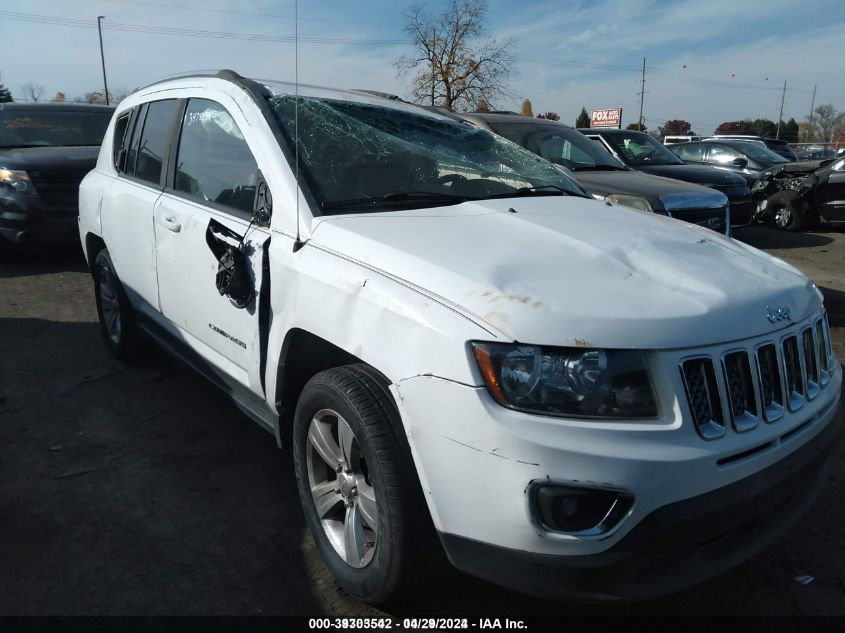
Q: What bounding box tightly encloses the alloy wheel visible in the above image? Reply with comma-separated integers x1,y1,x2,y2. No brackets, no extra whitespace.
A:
306,408,378,568
98,267,123,344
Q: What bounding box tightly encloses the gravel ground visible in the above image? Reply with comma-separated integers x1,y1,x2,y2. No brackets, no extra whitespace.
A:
1,225,844,616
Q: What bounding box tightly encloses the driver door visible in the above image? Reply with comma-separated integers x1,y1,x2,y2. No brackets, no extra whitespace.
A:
154,97,269,391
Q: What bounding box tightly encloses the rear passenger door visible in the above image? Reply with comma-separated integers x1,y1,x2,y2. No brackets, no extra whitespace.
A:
101,99,179,312
154,98,270,391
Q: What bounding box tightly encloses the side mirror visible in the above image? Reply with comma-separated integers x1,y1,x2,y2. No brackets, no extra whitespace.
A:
732,157,749,168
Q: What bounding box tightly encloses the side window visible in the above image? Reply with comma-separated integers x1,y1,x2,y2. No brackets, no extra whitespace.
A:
174,99,258,214
135,99,179,186
675,143,705,161
708,144,742,165
588,137,612,155
125,103,147,177
112,110,132,170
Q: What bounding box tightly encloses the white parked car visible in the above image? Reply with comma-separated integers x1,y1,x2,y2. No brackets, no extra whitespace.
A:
79,71,841,603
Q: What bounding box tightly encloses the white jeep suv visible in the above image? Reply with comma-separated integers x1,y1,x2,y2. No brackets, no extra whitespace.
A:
79,70,841,603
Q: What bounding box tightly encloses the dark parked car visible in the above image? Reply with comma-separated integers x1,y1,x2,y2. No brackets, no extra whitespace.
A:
702,135,797,161
442,112,734,234
0,103,114,258
578,129,754,226
667,139,805,186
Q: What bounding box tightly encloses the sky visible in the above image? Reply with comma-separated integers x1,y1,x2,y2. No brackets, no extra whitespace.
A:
1,0,843,135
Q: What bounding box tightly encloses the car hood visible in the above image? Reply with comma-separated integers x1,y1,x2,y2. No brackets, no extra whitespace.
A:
310,197,820,349
572,169,722,211
638,163,747,187
763,160,826,177
0,145,100,170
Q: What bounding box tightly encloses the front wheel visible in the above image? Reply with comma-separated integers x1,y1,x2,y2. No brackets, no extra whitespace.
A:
768,191,805,231
293,364,440,604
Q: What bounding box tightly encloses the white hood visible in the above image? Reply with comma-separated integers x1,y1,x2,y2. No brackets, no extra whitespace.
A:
310,197,821,349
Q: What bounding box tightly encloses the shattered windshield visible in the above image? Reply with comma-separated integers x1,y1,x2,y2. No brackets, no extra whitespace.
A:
265,94,587,214
600,131,685,167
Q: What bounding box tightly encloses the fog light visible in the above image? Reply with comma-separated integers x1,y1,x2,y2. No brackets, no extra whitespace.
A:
532,484,633,536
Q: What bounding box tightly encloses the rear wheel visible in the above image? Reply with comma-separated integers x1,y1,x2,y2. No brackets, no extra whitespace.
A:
93,249,142,361
293,364,441,604
768,191,805,231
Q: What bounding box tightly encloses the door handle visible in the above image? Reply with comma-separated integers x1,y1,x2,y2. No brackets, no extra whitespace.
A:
160,215,182,233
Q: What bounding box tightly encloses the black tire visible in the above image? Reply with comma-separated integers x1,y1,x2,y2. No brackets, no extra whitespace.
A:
292,364,441,605
93,248,142,361
767,190,805,231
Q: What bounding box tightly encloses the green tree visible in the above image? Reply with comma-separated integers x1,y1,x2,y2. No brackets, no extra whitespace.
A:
750,118,777,138
575,107,590,128
0,72,13,103
658,119,695,137
715,120,753,135
782,118,799,143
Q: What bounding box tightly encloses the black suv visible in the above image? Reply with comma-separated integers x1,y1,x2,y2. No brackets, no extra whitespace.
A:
579,128,754,225
0,103,114,257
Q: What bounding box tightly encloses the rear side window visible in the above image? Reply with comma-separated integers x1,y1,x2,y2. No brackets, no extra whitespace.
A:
135,99,178,186
708,144,742,164
174,99,258,214
674,143,705,161
112,110,132,170
125,103,147,176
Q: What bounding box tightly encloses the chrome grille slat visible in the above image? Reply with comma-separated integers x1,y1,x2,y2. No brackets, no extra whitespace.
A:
782,336,804,411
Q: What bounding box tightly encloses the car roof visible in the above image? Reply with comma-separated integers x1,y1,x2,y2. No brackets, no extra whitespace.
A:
0,102,115,112
451,111,576,129
577,128,645,136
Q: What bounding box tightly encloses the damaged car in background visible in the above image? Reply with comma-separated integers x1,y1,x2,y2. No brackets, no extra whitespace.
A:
752,154,845,230
79,70,841,604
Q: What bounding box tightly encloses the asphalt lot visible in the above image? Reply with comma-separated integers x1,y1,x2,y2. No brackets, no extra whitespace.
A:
1,224,844,616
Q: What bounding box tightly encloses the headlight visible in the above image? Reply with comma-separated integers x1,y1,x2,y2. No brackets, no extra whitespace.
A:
605,194,652,212
0,168,33,193
471,342,659,418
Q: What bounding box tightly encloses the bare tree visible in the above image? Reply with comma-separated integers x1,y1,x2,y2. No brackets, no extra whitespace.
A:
21,82,45,102
396,0,515,111
812,104,845,143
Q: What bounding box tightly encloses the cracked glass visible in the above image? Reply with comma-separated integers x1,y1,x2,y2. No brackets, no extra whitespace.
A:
264,93,587,214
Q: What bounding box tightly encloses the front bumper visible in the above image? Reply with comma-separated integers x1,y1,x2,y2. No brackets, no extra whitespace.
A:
0,190,78,245
393,321,841,599
439,412,837,601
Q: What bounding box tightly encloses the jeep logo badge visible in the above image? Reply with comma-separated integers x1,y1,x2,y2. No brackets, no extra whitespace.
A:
766,305,792,323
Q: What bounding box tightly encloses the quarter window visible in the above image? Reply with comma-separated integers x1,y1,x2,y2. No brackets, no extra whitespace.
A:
135,99,179,186
124,103,147,177
112,111,132,170
708,144,742,165
175,99,258,214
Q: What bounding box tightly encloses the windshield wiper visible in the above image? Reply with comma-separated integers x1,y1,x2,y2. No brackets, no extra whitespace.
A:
477,184,578,200
571,165,628,172
322,191,469,213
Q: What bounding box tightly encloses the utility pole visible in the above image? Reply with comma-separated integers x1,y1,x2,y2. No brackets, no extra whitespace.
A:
807,84,817,142
637,57,646,131
775,79,786,139
97,16,110,106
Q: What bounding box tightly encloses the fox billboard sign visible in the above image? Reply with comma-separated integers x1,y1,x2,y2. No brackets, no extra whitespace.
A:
590,108,623,128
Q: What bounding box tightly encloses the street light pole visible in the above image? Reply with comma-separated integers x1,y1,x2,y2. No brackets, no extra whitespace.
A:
97,16,110,106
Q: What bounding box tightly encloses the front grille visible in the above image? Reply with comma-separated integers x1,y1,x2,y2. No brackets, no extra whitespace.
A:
670,207,729,235
681,316,835,439
28,169,90,210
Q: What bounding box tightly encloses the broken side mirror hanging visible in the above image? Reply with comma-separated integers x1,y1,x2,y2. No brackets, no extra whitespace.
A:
205,219,254,309
253,170,272,227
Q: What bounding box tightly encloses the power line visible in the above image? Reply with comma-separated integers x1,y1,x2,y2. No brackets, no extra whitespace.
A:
0,10,405,45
